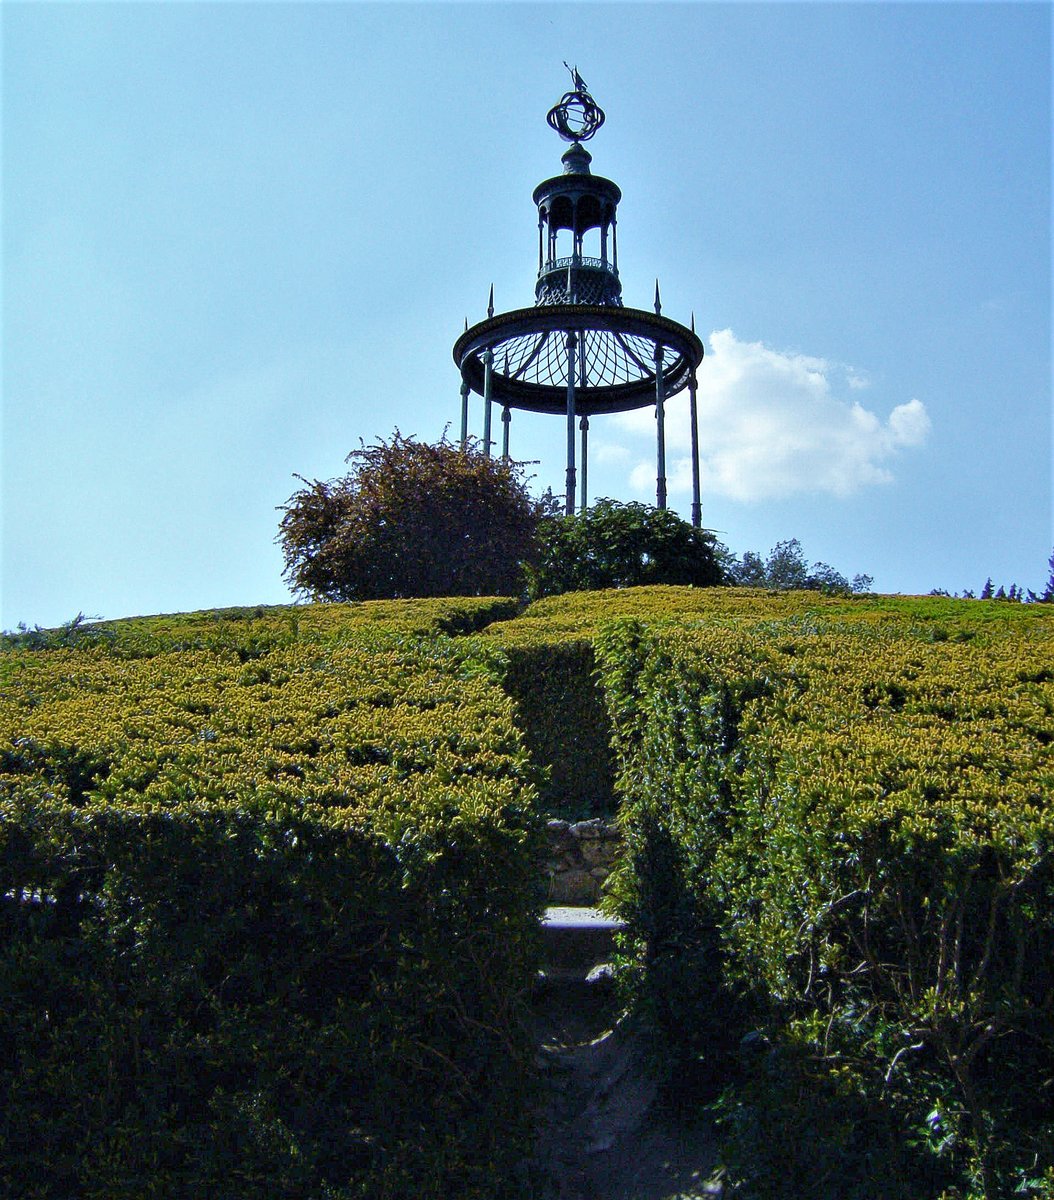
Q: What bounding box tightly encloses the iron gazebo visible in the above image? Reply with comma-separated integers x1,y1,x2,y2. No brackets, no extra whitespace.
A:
453,71,706,523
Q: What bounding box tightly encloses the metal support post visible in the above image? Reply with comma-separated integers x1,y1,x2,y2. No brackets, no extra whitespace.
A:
501,405,511,460
459,377,470,449
579,414,589,512
688,370,702,527
578,340,590,512
482,348,494,457
565,332,577,515
655,345,667,510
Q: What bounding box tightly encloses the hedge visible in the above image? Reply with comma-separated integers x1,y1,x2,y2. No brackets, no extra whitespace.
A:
0,631,541,1199
1,596,522,660
596,609,1054,1199
483,634,613,818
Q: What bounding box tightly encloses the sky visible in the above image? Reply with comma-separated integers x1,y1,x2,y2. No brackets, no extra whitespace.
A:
3,1,1051,628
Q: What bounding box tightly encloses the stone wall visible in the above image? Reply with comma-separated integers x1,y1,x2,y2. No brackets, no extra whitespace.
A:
544,817,623,905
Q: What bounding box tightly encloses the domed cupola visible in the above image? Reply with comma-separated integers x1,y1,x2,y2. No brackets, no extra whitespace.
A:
533,134,623,306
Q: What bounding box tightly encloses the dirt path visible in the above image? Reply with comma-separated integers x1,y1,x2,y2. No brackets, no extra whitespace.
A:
526,978,724,1200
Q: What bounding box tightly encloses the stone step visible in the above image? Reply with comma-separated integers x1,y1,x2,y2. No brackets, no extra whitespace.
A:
540,905,626,982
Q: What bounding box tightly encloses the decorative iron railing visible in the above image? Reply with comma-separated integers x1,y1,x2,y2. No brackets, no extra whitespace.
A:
541,255,618,276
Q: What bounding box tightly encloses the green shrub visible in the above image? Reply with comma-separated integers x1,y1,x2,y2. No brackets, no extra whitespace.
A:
278,433,539,601
596,610,1054,1197
0,633,541,1199
527,498,723,598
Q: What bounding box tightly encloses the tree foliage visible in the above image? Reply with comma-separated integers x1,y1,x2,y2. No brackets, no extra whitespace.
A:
727,538,872,594
527,498,723,599
959,549,1054,603
277,433,539,601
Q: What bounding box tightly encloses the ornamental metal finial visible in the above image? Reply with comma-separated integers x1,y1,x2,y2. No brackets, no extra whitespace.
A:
547,65,605,143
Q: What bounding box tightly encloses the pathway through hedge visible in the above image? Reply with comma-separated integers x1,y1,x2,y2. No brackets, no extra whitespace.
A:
525,979,724,1199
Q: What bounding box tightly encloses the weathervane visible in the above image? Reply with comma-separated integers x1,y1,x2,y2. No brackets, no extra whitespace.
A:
546,62,605,143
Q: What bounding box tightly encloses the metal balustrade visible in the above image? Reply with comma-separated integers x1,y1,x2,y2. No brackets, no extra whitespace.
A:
541,255,618,276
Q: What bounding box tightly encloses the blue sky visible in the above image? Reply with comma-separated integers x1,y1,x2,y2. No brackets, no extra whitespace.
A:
3,2,1051,628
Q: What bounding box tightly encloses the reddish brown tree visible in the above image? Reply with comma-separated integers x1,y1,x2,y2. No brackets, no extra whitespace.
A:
278,433,540,600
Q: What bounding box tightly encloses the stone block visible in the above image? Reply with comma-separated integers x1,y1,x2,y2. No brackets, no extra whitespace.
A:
569,818,609,840
548,867,599,906
579,837,618,868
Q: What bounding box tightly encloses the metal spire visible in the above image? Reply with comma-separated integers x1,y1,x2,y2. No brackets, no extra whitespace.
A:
654,280,662,315
487,285,495,319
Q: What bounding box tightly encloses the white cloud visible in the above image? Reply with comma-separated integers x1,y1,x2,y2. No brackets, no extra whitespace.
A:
617,329,931,502
593,443,633,466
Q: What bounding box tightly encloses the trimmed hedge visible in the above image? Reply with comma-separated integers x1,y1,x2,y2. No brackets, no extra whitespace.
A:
1,595,522,659
8,584,1052,1196
481,601,616,816
0,630,541,1198
596,609,1054,1198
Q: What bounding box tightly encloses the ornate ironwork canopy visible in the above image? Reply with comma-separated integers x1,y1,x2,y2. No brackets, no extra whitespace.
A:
453,305,701,416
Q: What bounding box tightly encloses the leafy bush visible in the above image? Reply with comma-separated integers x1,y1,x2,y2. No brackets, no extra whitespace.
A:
527,498,723,599
277,433,539,601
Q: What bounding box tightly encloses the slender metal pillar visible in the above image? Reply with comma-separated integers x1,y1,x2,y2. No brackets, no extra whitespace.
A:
655,345,667,510
565,332,577,515
501,405,511,460
459,377,470,449
538,217,544,272
688,370,702,527
578,334,589,511
482,349,494,457
611,216,618,272
579,414,589,512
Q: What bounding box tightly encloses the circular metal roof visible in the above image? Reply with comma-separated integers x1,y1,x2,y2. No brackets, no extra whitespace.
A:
453,305,703,416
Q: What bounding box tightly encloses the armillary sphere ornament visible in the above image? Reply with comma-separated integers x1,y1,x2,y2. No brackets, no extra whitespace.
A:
547,92,605,142
546,62,605,142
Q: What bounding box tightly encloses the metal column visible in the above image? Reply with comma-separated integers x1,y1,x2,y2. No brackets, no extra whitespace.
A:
459,377,470,449
688,369,702,527
655,345,667,510
565,332,577,515
579,414,589,512
482,348,494,457
501,405,511,460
